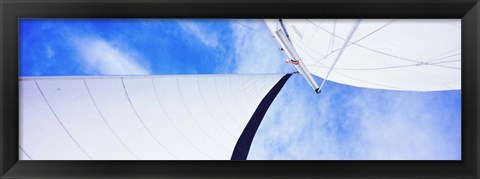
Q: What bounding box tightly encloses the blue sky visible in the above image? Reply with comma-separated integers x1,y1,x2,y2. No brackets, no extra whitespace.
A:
20,19,461,160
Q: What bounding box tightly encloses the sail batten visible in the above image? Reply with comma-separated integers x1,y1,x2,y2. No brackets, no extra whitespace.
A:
20,74,284,160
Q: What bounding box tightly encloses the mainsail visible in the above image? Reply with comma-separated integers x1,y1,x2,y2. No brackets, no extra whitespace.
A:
19,74,286,160
265,19,461,92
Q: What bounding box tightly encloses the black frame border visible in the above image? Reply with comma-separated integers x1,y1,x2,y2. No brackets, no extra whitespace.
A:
1,0,479,178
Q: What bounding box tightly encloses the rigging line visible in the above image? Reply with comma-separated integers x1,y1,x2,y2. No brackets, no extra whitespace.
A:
306,19,421,64
279,19,291,42
307,24,320,45
288,37,326,64
19,145,33,160
429,56,461,67
310,59,410,90
176,78,231,152
331,19,337,54
351,19,396,44
432,59,461,64
83,79,140,159
426,52,461,63
33,80,93,159
315,63,420,71
312,66,409,91
311,19,397,66
293,33,458,82
350,19,432,59
232,21,257,31
429,58,461,69
325,21,335,55
431,64,461,69
289,33,329,59
151,78,213,160
311,55,456,90
196,77,237,138
319,20,361,91
232,20,276,39
120,78,179,159
214,77,243,127
312,59,460,71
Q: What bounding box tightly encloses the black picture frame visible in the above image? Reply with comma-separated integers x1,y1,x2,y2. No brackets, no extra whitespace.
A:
1,0,479,178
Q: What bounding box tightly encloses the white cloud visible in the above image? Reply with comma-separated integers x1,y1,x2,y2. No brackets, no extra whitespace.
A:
240,20,460,160
46,46,55,59
179,21,219,48
344,89,461,160
230,20,291,74
71,37,150,75
248,76,344,160
249,76,461,160
40,45,57,68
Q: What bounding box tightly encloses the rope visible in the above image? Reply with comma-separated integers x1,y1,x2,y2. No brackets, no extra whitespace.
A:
306,19,423,64
319,20,361,91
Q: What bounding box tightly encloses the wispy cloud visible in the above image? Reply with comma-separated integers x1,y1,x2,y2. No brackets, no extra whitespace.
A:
344,88,461,160
230,20,291,74
71,37,150,75
248,76,343,159
46,45,55,59
249,75,461,160
179,21,219,48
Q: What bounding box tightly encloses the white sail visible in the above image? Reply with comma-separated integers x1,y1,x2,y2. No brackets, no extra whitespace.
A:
19,74,283,160
265,19,461,91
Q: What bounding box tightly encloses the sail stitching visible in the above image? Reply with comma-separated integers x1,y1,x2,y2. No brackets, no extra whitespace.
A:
196,77,237,138
121,78,178,159
176,78,231,152
151,78,213,159
214,77,243,127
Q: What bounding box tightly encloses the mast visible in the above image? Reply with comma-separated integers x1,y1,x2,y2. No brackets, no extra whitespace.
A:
276,19,321,93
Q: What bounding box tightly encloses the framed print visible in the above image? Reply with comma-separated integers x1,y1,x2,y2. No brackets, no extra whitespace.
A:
1,0,479,178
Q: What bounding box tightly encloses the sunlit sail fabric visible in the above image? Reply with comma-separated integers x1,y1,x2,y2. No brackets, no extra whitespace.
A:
19,74,283,160
265,19,461,91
